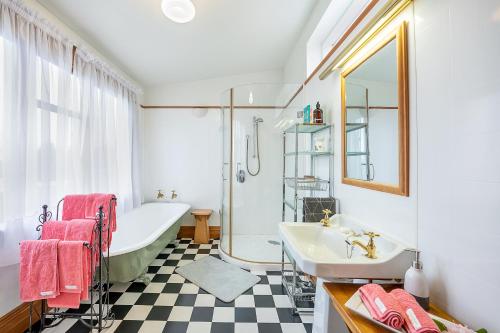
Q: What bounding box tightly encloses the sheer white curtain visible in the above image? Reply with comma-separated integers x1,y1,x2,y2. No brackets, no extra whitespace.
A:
0,0,141,267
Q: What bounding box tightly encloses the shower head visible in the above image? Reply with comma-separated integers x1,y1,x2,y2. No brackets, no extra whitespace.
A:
253,116,264,124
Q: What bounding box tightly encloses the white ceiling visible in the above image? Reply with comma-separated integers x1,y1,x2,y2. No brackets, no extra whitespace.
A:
37,0,318,87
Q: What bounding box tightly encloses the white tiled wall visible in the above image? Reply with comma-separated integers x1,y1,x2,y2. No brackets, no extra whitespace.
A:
415,0,500,330
284,0,500,330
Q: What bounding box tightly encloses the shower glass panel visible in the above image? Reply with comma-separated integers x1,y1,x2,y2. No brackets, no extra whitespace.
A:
220,83,301,264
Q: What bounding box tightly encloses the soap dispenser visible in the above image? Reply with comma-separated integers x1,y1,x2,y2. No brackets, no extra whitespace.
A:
404,251,430,310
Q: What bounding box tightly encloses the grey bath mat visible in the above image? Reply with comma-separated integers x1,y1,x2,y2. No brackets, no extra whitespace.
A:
175,256,260,302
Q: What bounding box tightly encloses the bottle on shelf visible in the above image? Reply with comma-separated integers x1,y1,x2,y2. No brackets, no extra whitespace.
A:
313,101,323,124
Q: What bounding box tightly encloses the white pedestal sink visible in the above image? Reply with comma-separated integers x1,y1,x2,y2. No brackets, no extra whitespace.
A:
278,214,415,333
279,215,414,280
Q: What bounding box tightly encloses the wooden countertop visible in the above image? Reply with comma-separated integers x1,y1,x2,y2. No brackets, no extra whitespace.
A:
323,283,460,333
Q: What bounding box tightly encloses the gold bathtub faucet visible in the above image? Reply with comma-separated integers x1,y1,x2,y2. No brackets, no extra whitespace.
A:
351,231,380,259
157,189,165,199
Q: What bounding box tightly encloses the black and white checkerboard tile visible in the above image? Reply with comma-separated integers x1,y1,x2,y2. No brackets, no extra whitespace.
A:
39,238,314,333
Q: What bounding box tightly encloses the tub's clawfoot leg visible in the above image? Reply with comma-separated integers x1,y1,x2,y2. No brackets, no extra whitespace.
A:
136,268,151,285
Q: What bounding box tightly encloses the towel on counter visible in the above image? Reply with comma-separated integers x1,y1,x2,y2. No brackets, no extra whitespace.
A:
47,241,84,309
41,221,69,240
359,284,405,329
19,239,60,302
390,289,440,333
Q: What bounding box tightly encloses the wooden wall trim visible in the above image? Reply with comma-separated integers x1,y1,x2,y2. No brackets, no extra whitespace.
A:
177,226,220,240
140,105,283,110
0,301,42,333
306,0,380,84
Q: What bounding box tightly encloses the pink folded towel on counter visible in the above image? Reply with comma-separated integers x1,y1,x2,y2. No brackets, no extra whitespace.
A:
359,284,405,329
64,219,96,285
41,221,69,240
390,289,440,333
47,241,84,309
19,240,60,302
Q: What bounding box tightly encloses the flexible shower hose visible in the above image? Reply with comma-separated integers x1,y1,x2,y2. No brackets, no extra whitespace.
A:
246,125,261,176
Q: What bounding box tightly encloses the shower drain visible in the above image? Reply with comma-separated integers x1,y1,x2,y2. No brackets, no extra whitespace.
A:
267,240,280,246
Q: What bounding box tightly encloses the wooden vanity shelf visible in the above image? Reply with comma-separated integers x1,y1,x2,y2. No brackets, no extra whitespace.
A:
324,283,461,333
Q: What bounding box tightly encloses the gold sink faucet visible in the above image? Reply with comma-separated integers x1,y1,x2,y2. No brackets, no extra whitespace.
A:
320,209,333,227
351,232,380,259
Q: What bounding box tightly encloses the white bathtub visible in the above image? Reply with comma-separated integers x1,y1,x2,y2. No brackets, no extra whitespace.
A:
106,202,190,282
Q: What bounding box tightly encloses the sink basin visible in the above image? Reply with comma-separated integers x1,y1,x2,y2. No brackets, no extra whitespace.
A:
278,215,414,280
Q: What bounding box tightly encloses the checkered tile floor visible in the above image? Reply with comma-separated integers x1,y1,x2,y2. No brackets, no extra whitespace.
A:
37,238,314,333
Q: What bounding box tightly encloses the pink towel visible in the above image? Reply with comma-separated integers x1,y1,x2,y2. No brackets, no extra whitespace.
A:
41,221,69,240
19,240,60,302
62,193,116,250
64,219,96,285
47,241,84,309
390,289,440,333
359,284,405,329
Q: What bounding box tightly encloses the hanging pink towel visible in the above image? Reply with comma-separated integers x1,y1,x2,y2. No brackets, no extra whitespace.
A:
41,221,69,240
62,193,116,250
64,219,96,285
390,289,440,333
47,241,84,309
84,193,117,232
359,284,405,329
61,194,88,221
19,239,60,302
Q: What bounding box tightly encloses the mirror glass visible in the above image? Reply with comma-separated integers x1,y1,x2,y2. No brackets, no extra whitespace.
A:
344,39,398,184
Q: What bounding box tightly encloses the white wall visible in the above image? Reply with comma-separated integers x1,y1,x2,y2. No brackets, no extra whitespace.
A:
284,0,500,330
142,70,284,227
415,0,500,330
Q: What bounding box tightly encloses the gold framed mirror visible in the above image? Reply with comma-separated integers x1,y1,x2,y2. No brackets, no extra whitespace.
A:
341,22,409,196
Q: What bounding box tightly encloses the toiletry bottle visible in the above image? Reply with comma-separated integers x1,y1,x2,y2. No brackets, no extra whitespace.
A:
404,251,430,310
313,102,323,124
303,104,311,124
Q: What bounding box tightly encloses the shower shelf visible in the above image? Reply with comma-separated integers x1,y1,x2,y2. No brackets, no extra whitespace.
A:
285,178,329,191
283,151,333,157
284,123,331,133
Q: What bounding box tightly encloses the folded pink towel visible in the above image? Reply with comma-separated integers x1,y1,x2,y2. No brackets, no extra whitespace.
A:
390,289,440,333
359,284,405,329
41,221,69,240
64,219,96,285
19,240,60,302
47,241,84,309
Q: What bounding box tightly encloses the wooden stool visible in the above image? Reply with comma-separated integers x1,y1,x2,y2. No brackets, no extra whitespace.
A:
191,209,212,244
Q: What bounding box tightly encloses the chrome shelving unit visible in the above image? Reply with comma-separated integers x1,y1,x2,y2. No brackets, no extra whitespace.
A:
282,123,334,222
281,123,334,314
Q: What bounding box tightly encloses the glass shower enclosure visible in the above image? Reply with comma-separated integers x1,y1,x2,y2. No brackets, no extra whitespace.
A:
219,83,301,267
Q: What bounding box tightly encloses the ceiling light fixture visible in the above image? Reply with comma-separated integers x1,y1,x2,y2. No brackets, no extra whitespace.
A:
161,0,196,24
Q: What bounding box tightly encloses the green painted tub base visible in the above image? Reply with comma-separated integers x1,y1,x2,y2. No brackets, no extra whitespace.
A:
104,218,183,283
